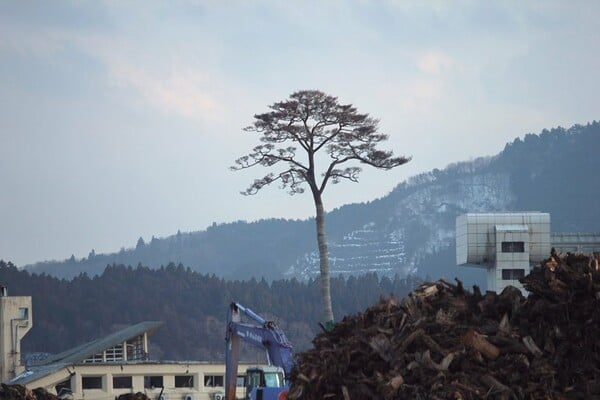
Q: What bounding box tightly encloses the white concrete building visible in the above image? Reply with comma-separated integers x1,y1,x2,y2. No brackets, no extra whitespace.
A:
456,212,600,295
456,212,551,294
0,287,32,382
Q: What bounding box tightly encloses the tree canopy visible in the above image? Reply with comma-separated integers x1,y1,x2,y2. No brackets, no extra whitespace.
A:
232,90,411,196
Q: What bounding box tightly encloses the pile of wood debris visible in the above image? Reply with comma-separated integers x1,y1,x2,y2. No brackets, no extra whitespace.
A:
0,384,58,400
0,385,152,400
288,252,600,400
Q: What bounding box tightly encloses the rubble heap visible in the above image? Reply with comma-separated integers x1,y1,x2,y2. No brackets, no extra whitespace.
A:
0,385,57,400
0,385,152,400
288,252,600,400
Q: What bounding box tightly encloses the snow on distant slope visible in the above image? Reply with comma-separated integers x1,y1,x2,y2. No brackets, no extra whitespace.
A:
284,223,406,279
286,167,516,280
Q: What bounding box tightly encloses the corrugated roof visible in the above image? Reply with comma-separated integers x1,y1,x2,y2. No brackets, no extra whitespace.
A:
34,321,163,366
10,321,163,385
10,362,69,385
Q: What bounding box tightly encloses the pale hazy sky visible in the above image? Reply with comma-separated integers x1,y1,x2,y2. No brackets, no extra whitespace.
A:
1,1,598,267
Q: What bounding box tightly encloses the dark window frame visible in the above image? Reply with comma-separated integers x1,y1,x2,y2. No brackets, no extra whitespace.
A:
144,376,164,389
204,374,224,388
18,308,28,319
502,269,525,280
501,241,525,253
82,376,103,390
175,375,194,388
113,376,132,389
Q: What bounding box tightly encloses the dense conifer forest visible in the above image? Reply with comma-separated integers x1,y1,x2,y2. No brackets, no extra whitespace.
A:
0,260,420,362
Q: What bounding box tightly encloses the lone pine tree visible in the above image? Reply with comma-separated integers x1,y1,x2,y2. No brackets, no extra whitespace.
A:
232,90,410,328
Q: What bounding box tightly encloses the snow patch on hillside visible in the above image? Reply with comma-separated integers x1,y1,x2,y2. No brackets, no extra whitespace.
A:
287,172,515,280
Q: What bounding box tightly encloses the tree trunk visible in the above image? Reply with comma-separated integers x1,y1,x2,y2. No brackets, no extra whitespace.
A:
314,196,334,326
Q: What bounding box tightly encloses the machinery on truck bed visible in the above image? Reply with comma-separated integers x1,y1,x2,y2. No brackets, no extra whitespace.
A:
224,302,293,400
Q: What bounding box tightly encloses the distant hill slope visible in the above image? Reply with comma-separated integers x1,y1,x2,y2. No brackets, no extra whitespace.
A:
26,219,317,280
25,122,600,288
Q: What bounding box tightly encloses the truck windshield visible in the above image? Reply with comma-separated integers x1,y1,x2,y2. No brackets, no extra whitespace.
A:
263,372,283,387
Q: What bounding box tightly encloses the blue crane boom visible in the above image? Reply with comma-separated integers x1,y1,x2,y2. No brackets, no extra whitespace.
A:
224,302,293,400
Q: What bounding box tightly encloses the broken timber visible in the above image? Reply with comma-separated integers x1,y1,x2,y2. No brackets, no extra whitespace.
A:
288,252,600,399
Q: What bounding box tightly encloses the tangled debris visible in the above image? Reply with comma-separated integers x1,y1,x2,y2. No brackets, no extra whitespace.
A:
288,252,600,400
0,385,152,400
116,393,152,400
0,385,57,400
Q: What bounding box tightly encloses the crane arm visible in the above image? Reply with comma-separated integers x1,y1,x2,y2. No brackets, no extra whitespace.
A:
224,302,294,400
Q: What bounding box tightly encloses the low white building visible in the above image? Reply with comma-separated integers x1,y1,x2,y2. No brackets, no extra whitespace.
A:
1,290,262,400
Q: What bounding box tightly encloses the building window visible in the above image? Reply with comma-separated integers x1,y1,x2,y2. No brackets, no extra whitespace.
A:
144,376,164,389
127,335,146,361
18,308,28,320
502,269,525,280
84,353,104,363
82,376,103,389
236,376,245,388
105,344,124,362
113,376,132,389
175,375,194,388
204,375,224,388
501,241,525,253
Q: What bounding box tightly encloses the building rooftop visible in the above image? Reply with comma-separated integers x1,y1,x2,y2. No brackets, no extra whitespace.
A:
11,321,163,385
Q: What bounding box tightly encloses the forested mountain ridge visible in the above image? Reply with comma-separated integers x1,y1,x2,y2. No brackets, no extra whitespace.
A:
0,260,419,362
23,122,600,287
